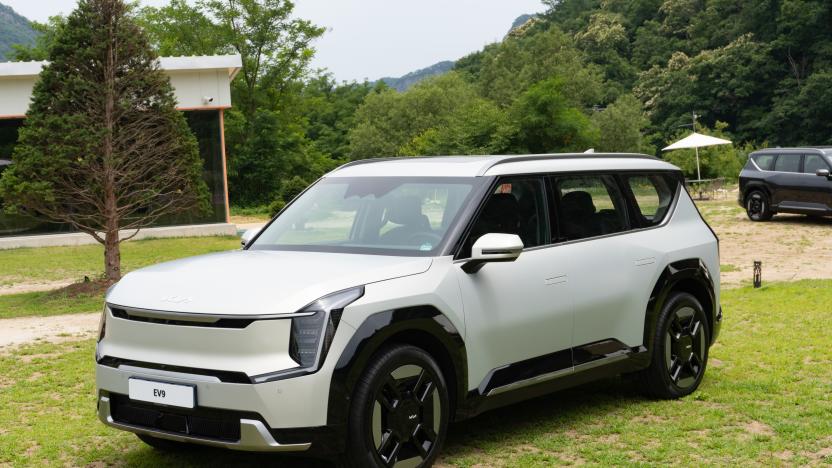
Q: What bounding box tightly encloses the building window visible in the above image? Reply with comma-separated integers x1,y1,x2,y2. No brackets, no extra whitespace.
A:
0,111,228,238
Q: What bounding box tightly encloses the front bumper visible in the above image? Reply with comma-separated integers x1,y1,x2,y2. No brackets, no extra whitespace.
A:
97,394,310,452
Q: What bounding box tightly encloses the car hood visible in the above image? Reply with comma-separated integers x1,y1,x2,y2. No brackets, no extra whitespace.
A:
107,250,432,316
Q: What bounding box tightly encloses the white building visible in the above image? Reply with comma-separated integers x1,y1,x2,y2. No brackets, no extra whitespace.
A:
0,55,242,247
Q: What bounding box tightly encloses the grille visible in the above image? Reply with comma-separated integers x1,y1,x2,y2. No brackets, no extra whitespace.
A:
110,394,244,442
110,307,255,329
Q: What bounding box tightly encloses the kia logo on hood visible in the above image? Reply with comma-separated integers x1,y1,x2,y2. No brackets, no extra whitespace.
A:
161,295,193,304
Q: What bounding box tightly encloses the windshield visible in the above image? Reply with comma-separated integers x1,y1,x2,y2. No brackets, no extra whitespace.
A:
250,177,481,256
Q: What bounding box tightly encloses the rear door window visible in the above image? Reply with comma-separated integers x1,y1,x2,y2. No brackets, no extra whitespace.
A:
774,154,802,173
550,175,629,242
752,154,776,170
623,174,676,227
803,154,830,174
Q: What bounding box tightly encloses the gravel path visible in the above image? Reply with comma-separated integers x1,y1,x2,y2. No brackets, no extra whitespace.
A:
0,312,100,350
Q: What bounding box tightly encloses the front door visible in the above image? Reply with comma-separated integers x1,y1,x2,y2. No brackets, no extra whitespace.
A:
799,153,832,213
455,176,574,393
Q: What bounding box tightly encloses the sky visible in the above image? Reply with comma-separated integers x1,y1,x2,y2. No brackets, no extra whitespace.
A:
3,0,547,82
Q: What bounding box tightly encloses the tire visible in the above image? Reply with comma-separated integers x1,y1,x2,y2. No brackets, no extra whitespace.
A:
639,292,710,399
136,433,192,451
745,190,773,221
346,344,450,468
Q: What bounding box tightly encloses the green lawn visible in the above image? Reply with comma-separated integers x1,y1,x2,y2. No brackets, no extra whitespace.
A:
0,236,240,287
2,280,831,466
0,289,103,319
0,236,240,318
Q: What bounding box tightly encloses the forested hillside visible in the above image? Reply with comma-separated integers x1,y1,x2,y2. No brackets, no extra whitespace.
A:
0,3,36,61
380,61,455,92
7,0,832,209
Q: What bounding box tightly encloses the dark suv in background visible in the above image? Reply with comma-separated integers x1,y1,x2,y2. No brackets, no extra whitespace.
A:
739,148,832,221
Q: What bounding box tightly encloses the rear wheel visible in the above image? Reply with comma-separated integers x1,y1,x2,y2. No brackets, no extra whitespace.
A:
640,292,710,399
136,434,192,451
745,190,773,221
346,345,450,468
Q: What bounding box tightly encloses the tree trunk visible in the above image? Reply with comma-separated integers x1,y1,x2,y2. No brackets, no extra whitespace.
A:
104,229,121,282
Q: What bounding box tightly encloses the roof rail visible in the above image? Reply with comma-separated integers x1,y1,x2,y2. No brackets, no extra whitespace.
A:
477,153,658,176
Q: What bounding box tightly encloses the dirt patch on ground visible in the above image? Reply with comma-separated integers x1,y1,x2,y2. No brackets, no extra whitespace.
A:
0,313,100,351
46,279,112,299
697,198,832,287
0,280,77,296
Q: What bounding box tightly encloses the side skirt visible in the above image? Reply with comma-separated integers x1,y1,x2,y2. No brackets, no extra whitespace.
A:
456,340,649,420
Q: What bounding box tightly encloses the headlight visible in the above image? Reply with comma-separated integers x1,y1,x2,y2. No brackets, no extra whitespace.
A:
97,305,107,343
254,286,364,383
289,286,364,368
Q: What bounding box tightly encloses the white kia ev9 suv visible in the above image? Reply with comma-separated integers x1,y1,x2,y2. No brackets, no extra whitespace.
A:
96,154,722,467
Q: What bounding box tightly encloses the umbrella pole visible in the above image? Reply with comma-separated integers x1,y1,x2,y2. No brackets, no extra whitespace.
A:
695,146,701,181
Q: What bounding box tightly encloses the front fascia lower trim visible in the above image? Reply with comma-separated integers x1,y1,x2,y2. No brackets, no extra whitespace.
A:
97,395,311,452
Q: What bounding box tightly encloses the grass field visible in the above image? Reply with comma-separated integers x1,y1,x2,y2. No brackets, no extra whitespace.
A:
0,236,240,287
2,280,831,466
0,236,241,318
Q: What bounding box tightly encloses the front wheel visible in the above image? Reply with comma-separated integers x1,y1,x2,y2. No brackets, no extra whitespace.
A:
639,292,710,399
346,345,450,468
746,190,773,221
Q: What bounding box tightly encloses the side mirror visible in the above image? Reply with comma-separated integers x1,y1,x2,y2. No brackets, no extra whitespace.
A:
462,233,524,274
240,228,260,247
816,168,831,179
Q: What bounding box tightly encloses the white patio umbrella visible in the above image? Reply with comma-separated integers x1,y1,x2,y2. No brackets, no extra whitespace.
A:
662,132,732,181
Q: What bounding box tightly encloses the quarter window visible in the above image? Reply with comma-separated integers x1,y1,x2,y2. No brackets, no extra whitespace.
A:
624,174,676,227
551,175,628,241
803,154,829,174
774,154,801,173
752,154,776,170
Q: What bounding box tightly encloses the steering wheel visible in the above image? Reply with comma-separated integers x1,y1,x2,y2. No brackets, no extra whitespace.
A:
406,232,442,247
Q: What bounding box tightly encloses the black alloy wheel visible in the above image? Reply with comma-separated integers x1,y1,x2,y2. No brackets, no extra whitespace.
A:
746,190,773,221
640,292,710,399
347,345,449,468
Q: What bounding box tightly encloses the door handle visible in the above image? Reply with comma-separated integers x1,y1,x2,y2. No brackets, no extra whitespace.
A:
544,274,567,285
634,257,656,267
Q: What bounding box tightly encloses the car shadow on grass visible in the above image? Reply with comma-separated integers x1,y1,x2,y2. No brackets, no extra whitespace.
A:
442,377,647,457
115,442,333,467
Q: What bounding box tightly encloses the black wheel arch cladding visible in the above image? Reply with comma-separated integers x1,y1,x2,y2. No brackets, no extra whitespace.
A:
327,306,468,431
646,258,718,353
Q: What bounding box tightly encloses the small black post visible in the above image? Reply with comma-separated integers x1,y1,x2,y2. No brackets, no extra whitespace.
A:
753,261,762,288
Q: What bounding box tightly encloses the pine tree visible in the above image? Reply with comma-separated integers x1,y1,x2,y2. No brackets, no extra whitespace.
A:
0,0,208,281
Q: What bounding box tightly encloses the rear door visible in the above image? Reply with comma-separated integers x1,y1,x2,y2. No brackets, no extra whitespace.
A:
770,153,805,209
545,174,664,359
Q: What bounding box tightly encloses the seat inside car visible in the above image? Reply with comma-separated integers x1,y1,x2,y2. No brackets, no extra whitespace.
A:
380,195,432,245
560,190,602,239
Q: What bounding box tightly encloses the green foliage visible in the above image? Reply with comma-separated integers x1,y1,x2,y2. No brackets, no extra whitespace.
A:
8,16,65,61
512,77,598,153
591,94,649,153
138,0,224,56
0,3,37,60
349,73,513,158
